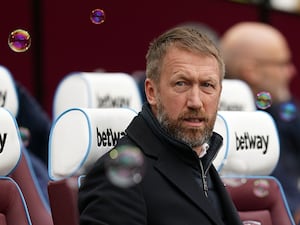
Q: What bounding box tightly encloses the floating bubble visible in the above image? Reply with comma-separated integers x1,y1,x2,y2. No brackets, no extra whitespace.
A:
8,29,31,52
256,91,272,109
280,102,297,121
90,9,105,24
105,145,145,188
253,179,270,198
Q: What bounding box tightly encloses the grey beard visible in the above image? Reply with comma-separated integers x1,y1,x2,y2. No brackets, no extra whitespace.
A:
156,105,212,148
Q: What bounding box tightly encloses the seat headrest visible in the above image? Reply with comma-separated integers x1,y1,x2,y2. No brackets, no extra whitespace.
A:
53,72,143,119
213,110,279,176
219,79,256,111
0,65,19,116
48,107,137,180
0,108,22,176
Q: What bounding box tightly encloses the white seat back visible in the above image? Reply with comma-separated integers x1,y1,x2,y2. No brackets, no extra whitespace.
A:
48,107,137,180
0,107,22,176
53,72,143,119
219,79,256,111
213,110,280,176
0,65,19,116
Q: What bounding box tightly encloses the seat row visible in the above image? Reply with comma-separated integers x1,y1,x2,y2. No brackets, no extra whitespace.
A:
0,67,296,225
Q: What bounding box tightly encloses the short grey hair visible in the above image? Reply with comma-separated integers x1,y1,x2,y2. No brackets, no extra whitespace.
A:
145,26,225,84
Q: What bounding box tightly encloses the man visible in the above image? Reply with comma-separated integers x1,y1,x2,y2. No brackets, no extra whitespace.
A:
220,21,300,223
79,26,242,225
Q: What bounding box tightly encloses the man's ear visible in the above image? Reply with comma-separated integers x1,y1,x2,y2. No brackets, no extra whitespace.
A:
240,60,260,86
145,78,157,105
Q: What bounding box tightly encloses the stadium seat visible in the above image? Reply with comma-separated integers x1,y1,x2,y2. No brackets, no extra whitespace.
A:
0,177,32,225
223,176,295,225
213,110,280,175
219,79,256,111
48,176,80,225
0,65,19,116
48,107,137,180
0,106,31,225
213,110,295,225
48,107,137,225
0,107,53,225
10,149,53,225
52,72,143,119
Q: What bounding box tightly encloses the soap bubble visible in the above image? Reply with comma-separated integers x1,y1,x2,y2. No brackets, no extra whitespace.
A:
280,102,297,121
253,179,270,198
256,91,272,109
90,9,105,24
105,145,145,188
8,29,31,52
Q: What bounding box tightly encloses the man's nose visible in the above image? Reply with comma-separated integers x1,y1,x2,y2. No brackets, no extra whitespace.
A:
288,62,297,80
187,86,203,109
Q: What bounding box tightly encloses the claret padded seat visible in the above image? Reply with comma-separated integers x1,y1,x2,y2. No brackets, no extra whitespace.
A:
0,65,19,116
0,177,32,225
48,107,137,225
214,110,295,225
0,106,30,225
0,65,53,225
219,79,256,111
0,107,53,225
52,72,143,119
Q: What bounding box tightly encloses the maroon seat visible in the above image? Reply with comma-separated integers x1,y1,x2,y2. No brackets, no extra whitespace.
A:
223,176,295,225
239,210,272,225
0,106,53,225
48,176,80,225
10,149,53,225
0,177,32,225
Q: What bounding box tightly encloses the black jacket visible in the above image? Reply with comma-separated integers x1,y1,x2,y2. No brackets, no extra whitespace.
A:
79,104,242,225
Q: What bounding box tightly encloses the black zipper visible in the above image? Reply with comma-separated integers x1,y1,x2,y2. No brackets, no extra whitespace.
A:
199,159,208,197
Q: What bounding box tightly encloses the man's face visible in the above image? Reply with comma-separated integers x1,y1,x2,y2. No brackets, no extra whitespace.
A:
251,36,296,103
146,46,222,150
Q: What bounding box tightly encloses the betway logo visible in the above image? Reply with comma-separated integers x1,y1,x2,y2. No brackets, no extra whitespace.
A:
235,132,269,154
96,127,126,147
97,95,130,108
219,101,244,111
0,132,7,153
0,90,7,107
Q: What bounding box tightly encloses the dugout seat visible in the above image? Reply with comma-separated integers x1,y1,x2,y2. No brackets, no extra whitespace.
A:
219,79,256,111
223,176,295,225
52,72,143,119
0,107,53,225
47,107,137,225
0,177,32,225
213,110,295,225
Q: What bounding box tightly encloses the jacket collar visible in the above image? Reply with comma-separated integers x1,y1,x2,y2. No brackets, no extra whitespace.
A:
126,103,226,224
130,103,223,171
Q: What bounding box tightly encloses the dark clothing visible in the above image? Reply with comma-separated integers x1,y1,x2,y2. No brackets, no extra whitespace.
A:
15,82,51,165
79,103,242,225
266,99,300,214
14,82,51,204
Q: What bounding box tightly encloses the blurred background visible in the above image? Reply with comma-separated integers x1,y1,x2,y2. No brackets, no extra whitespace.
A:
2,0,300,118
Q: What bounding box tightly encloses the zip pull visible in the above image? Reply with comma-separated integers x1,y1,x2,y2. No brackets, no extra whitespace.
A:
199,160,208,197
203,174,208,197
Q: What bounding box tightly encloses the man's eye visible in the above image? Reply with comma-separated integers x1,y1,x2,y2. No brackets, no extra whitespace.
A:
202,82,214,88
176,81,186,86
